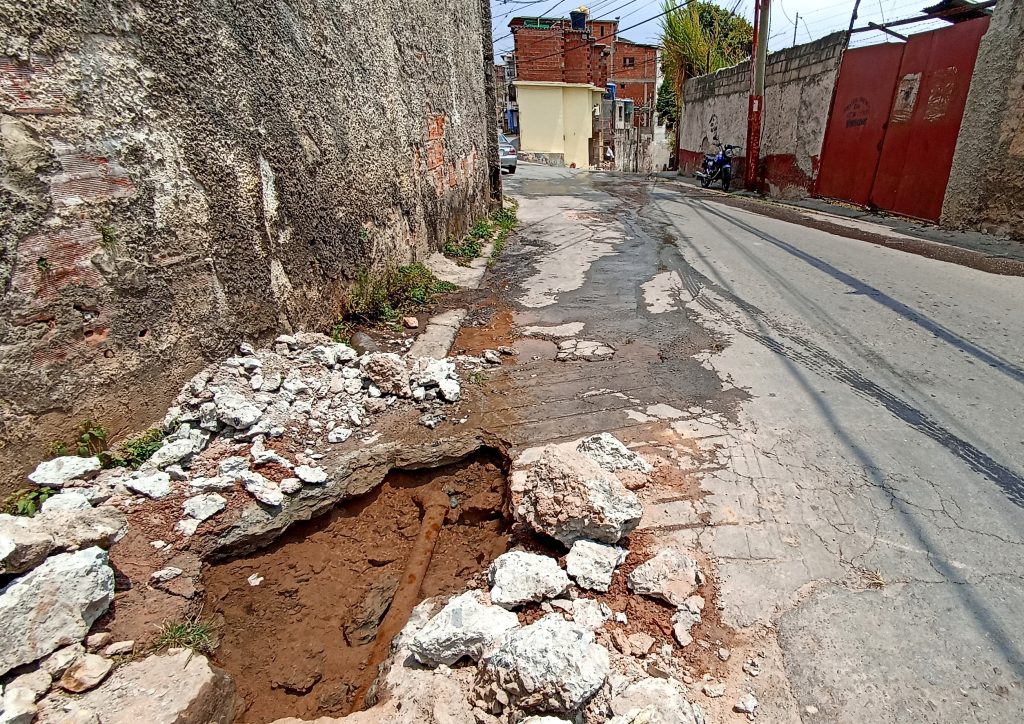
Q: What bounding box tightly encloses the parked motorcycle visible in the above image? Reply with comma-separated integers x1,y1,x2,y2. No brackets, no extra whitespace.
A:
697,142,740,192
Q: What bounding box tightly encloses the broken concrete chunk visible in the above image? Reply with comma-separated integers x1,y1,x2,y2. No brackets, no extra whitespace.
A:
294,465,328,484
1,685,37,724
102,640,135,657
702,682,726,699
576,433,652,474
145,438,197,470
41,644,84,678
735,692,758,714
9,667,52,701
482,614,610,713
182,494,226,522
567,598,612,630
438,378,461,402
513,446,643,546
0,514,56,575
279,478,302,495
239,470,284,507
40,491,92,513
213,390,263,429
176,519,200,537
84,632,112,653
327,427,353,443
610,677,698,724
360,353,411,397
189,475,236,492
125,470,172,499
59,653,112,693
43,649,235,724
409,590,519,666
627,548,704,607
488,551,570,607
0,548,114,676
671,608,701,647
151,567,184,584
28,457,102,488
565,539,628,592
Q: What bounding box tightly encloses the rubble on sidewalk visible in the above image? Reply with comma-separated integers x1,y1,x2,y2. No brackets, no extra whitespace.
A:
409,590,519,666
488,550,571,607
627,548,704,608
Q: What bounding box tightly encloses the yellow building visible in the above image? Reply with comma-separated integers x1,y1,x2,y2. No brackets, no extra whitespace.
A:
514,81,606,169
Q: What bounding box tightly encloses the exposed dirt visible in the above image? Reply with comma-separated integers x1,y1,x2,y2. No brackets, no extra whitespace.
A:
201,450,513,723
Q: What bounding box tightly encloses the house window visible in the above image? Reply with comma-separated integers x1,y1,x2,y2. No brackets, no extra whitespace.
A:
623,57,635,68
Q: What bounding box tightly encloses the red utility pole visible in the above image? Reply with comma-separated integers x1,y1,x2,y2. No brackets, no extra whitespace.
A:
744,0,771,191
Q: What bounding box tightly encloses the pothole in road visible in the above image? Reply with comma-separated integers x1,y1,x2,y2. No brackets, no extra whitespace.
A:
202,448,514,723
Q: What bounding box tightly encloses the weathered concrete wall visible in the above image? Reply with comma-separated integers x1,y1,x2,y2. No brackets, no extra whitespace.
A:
0,0,498,491
941,2,1024,239
679,32,845,197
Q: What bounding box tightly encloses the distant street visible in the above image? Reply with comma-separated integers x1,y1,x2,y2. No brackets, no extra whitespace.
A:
493,163,1024,722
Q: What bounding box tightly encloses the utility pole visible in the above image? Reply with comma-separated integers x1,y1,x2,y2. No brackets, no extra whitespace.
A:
792,12,799,47
744,0,770,191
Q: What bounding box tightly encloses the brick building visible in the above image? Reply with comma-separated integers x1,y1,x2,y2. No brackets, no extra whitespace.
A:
608,38,659,128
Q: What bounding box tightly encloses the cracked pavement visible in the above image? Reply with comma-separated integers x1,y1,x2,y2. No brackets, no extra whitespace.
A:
480,164,1024,722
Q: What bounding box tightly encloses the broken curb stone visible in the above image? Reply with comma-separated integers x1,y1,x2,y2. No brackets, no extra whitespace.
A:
0,547,114,676
627,548,704,607
27,456,102,488
488,551,570,607
513,446,642,546
482,614,610,713
565,539,628,592
409,590,519,666
576,433,652,474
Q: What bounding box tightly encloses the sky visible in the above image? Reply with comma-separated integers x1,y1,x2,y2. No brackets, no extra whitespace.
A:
491,0,956,62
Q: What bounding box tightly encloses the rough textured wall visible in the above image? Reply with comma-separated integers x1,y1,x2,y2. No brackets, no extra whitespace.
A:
0,0,498,492
941,2,1024,239
679,33,845,197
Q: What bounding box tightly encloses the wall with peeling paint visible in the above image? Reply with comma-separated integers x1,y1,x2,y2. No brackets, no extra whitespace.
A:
942,2,1024,239
678,33,845,198
0,0,498,492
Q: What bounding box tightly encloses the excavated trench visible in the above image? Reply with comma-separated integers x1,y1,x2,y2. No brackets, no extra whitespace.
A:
202,448,514,723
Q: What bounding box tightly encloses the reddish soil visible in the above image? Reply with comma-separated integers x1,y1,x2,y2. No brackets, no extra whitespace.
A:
201,450,513,723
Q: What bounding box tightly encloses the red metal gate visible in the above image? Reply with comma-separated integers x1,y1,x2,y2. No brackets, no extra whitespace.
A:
815,17,990,221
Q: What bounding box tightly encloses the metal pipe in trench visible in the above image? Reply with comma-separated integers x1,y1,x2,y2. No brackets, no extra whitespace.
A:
353,488,450,710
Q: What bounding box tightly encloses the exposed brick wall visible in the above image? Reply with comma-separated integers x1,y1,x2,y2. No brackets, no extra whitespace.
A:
679,32,846,197
609,41,658,124
514,27,565,82
511,17,615,86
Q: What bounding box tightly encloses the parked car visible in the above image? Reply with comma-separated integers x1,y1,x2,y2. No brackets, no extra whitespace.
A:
499,133,517,174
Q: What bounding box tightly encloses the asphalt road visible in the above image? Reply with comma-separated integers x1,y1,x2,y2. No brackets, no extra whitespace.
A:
499,163,1024,722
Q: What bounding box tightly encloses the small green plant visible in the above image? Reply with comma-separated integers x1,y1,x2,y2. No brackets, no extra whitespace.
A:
492,205,518,231
341,263,457,324
75,420,108,458
37,257,52,274
466,371,486,385
106,428,164,470
468,219,494,240
98,225,119,252
357,227,370,244
154,615,219,656
331,320,354,344
2,487,54,517
443,235,483,262
47,440,69,458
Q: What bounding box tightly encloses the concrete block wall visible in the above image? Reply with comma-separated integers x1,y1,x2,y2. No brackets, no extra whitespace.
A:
0,0,498,492
941,1,1024,239
679,32,846,197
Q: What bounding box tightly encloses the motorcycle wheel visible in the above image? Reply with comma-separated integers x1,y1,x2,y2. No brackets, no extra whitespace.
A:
700,174,710,189
722,167,732,192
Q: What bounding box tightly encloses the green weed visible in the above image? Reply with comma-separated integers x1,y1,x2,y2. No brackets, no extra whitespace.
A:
331,320,355,344
47,440,69,458
341,263,457,325
2,487,54,517
106,428,164,470
443,235,483,261
154,615,219,656
74,420,108,458
37,257,51,274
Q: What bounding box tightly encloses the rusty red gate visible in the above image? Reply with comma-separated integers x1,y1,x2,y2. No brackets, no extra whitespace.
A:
815,17,990,221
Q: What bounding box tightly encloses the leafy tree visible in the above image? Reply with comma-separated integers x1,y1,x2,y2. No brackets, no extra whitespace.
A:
660,2,753,124
657,76,678,127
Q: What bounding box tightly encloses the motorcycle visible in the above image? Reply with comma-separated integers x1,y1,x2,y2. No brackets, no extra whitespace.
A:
697,142,740,192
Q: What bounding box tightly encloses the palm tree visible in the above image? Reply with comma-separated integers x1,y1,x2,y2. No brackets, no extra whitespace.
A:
659,2,753,126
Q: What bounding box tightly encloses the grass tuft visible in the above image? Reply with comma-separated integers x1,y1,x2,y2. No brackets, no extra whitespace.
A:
337,262,457,327
155,615,219,656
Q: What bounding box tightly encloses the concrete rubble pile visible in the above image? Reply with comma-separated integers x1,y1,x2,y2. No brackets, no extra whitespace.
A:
2,332,493,723
281,433,728,724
